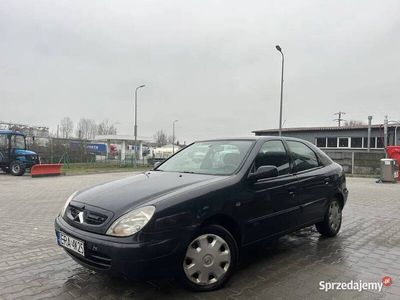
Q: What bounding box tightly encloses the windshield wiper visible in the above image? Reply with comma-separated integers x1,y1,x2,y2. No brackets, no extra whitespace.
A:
182,171,195,174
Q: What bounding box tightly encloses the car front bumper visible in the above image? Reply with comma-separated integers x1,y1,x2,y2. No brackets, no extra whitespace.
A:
54,215,186,279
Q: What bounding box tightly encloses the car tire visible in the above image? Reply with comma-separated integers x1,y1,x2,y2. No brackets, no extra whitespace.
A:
180,224,238,291
10,161,25,176
315,198,342,237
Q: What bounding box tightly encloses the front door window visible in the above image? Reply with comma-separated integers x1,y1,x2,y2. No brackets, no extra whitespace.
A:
10,135,25,150
254,140,290,175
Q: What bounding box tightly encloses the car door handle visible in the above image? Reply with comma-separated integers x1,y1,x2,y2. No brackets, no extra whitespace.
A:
288,187,296,198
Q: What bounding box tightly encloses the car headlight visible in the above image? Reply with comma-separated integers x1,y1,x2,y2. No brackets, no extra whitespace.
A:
60,191,78,217
106,206,156,237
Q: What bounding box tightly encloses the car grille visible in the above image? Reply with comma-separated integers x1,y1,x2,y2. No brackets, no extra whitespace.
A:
68,206,108,226
85,212,107,225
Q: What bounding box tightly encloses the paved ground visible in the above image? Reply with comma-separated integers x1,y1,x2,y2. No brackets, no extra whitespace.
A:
0,172,399,300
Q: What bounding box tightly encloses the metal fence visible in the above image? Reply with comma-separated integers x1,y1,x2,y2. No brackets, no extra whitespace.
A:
29,139,151,168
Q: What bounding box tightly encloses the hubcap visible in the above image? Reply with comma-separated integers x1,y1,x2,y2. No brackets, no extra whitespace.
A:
183,234,231,286
12,165,20,173
328,201,342,232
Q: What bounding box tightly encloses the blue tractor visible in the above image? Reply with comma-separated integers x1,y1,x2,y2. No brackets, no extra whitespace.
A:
0,130,40,176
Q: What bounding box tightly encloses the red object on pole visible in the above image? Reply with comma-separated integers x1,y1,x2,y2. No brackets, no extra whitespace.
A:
386,146,400,181
31,164,63,177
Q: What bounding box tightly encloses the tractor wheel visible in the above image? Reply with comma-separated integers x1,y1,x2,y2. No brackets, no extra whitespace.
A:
10,161,25,176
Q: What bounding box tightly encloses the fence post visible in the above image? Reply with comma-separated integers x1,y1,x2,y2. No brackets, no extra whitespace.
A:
50,138,53,163
351,152,355,175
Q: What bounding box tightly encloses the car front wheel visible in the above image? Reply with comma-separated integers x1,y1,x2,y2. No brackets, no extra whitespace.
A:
10,161,25,176
181,225,238,291
316,198,342,237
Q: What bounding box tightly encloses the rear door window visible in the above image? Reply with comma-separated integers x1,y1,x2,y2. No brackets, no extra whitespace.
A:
286,141,319,172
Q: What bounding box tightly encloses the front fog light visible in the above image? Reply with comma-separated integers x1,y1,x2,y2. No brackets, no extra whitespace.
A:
106,206,155,237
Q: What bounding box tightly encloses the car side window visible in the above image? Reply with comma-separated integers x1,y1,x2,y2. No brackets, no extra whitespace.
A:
286,141,319,172
0,135,7,149
254,140,290,175
0,135,6,162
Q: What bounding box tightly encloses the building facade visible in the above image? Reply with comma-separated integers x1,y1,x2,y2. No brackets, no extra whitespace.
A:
253,125,399,152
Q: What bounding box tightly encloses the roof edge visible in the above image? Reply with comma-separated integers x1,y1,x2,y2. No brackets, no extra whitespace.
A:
252,124,389,133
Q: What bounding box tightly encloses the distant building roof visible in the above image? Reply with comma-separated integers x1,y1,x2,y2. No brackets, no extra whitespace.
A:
252,124,392,134
94,134,152,142
0,130,25,136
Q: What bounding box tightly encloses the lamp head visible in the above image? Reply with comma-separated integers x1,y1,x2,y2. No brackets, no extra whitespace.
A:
275,45,282,52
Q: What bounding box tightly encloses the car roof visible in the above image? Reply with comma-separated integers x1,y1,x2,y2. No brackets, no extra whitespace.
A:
0,130,25,136
194,136,309,143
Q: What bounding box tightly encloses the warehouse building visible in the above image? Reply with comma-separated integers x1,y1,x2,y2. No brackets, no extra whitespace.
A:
253,124,399,152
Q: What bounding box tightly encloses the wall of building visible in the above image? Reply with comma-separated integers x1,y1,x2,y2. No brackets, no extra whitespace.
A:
324,150,385,175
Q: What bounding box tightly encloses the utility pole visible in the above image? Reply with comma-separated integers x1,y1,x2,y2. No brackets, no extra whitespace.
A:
172,120,178,154
134,84,146,164
384,115,388,149
334,111,346,127
275,45,285,136
367,116,372,152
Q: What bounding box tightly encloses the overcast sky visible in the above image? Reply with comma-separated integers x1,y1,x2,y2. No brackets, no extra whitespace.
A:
1,0,400,143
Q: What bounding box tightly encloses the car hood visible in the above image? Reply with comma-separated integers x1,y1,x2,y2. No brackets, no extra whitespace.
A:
73,171,226,216
14,149,37,155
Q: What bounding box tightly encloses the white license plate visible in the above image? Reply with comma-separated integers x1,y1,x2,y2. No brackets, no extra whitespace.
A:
59,232,85,257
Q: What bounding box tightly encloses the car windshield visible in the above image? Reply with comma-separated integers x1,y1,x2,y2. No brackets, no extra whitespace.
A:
11,135,25,149
156,140,254,175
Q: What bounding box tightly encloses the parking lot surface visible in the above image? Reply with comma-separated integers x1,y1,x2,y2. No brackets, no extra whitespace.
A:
0,172,399,300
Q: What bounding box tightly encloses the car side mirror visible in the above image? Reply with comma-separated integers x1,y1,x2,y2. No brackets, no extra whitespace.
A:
248,165,279,182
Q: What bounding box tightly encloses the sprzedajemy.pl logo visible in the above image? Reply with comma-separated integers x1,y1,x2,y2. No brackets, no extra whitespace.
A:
319,276,392,292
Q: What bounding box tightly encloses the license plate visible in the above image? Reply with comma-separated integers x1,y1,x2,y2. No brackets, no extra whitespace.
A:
58,231,85,257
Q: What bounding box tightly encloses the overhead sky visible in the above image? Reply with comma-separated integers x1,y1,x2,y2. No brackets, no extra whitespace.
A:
1,0,400,143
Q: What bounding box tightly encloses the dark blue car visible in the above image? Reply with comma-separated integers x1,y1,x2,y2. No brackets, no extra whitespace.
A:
55,137,348,291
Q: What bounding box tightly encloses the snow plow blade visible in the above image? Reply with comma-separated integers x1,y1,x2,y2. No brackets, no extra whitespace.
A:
31,164,63,177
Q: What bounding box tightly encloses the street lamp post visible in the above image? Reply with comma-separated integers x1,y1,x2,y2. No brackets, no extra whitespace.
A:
275,45,284,136
172,120,178,154
134,84,145,163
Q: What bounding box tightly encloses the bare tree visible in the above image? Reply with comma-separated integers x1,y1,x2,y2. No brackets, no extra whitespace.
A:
76,118,97,140
344,120,365,127
60,117,74,138
167,135,178,145
153,130,168,147
97,119,117,135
